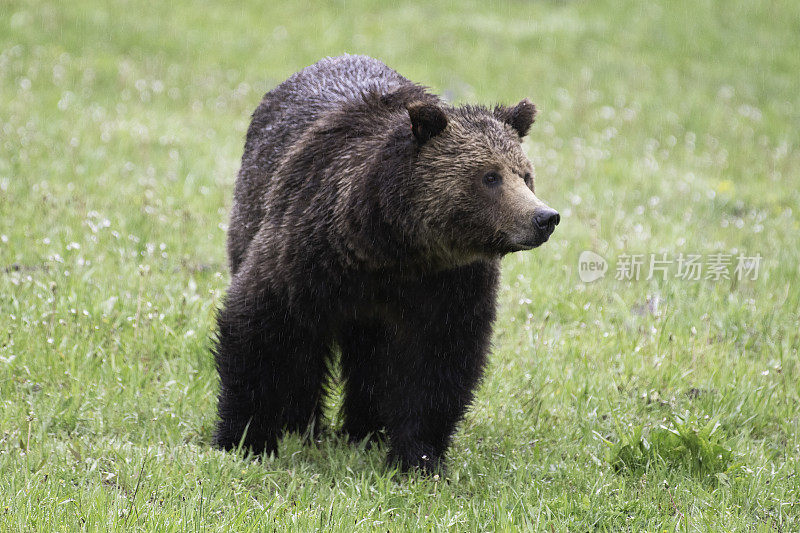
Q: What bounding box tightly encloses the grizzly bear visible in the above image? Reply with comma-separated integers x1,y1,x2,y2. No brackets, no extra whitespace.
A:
213,55,559,474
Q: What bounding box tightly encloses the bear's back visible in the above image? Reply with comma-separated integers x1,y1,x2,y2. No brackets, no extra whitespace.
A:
245,55,409,152
276,55,408,106
228,56,414,274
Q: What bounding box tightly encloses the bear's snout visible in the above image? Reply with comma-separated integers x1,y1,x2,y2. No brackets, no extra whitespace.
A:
533,208,560,239
510,205,559,250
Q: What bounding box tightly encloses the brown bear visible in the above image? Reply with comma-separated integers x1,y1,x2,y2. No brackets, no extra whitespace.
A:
213,54,559,474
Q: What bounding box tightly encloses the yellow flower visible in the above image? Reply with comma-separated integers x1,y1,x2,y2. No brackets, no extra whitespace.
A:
716,180,734,193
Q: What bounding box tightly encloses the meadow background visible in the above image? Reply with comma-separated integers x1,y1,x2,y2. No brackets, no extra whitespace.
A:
1,0,799,530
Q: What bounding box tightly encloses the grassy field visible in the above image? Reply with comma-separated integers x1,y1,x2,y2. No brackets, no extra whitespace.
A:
2,0,799,530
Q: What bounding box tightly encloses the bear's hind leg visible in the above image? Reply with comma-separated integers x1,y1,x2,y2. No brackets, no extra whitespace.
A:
213,287,327,456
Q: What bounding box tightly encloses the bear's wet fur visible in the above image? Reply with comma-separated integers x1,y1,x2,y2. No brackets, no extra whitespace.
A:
213,55,558,474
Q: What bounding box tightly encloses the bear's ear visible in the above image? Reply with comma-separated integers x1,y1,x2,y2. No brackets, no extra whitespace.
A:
407,101,448,144
494,98,537,138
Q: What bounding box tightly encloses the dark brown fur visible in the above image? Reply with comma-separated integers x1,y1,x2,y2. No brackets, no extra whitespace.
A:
213,55,558,474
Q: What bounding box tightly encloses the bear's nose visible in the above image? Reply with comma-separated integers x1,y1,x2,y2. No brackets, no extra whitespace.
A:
533,209,560,237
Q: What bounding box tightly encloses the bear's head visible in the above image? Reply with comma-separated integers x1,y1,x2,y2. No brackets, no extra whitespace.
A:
405,98,559,263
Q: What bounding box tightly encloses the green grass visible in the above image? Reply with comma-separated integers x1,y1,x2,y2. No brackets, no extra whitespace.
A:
1,0,799,530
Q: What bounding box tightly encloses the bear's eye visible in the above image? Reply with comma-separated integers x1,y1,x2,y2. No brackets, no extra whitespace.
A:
483,172,502,187
523,172,532,186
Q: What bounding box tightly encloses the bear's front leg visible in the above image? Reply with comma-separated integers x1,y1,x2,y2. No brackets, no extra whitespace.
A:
213,281,327,456
379,263,499,475
338,321,391,444
382,329,490,475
